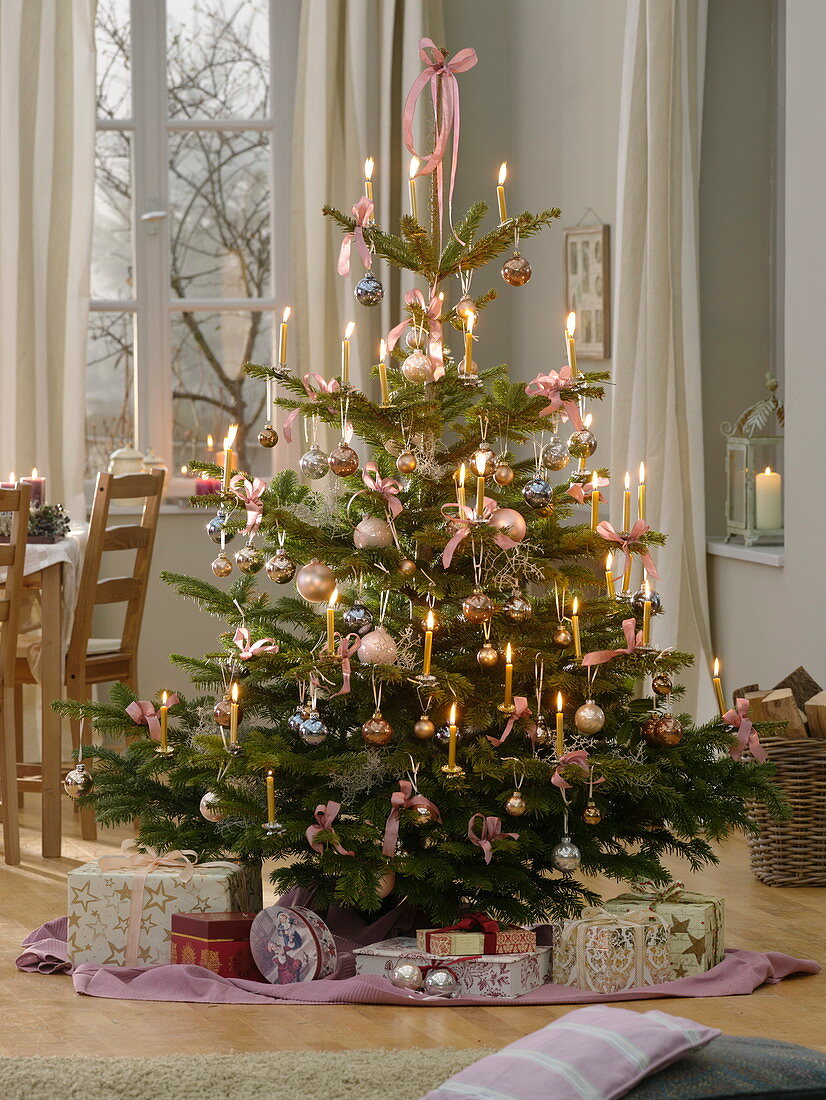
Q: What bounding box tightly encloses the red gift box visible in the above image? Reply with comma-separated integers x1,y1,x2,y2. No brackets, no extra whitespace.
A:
170,912,263,981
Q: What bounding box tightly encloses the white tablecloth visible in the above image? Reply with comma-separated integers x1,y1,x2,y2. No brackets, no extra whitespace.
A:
16,523,88,676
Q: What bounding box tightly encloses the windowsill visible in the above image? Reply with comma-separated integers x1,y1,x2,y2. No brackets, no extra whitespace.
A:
706,536,785,567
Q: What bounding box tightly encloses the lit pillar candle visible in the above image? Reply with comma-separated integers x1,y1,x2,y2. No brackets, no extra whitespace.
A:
21,468,45,507
159,690,170,753
571,598,581,658
496,162,508,223
229,682,239,746
0,472,15,490
590,471,600,531
221,424,238,492
605,552,616,598
503,643,514,709
447,702,459,769
408,157,420,222
638,461,646,522
378,338,390,406
755,467,782,529
278,306,291,366
326,588,338,654
422,609,434,676
642,580,652,646
565,312,578,378
556,692,564,757
341,322,355,386
622,471,631,532
464,311,476,377
266,769,276,823
474,449,486,518
712,658,726,716
457,464,467,510
363,157,374,206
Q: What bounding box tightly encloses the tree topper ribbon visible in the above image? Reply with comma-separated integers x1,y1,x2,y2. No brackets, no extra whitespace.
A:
440,499,518,567
229,474,266,536
487,696,535,747
362,462,403,519
337,196,373,276
524,367,584,430
382,780,441,857
125,695,180,740
232,627,279,660
386,289,445,377
467,814,519,865
551,749,593,789
567,477,609,505
596,519,659,580
403,39,478,238
330,632,361,697
725,697,767,763
306,801,354,857
627,878,686,904
582,618,644,667
283,372,341,443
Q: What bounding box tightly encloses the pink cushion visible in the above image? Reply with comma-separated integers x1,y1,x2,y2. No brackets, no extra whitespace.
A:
421,1006,720,1100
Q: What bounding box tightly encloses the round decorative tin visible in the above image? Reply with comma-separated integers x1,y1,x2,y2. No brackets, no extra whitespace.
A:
250,905,337,984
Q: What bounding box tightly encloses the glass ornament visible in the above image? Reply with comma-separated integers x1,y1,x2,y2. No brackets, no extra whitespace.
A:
462,587,494,624
361,709,394,745
504,588,532,622
583,800,602,826
265,548,296,583
342,600,373,635
551,835,582,873
413,715,436,740
455,293,476,321
234,543,265,574
488,507,527,542
390,962,423,990
199,791,226,823
328,442,359,477
575,700,606,734
288,703,312,733
356,627,398,665
354,271,384,306
401,350,435,383
353,516,393,548
493,461,514,486
553,624,573,648
258,424,278,448
501,251,532,286
396,451,417,474
522,476,555,515
567,429,597,459
211,552,233,578
541,437,570,471
647,714,685,746
470,444,497,477
505,790,527,817
299,709,330,746
63,763,92,799
476,642,499,668
423,967,459,997
206,510,236,545
295,560,336,603
299,442,329,479
632,588,663,617
652,673,673,697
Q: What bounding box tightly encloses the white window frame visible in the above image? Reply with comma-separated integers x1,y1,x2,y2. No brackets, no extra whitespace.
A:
90,0,299,498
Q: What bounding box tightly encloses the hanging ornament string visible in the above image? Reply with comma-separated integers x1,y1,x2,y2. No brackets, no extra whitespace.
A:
372,673,383,714
478,413,489,444
471,537,484,588
534,655,545,719
378,589,390,626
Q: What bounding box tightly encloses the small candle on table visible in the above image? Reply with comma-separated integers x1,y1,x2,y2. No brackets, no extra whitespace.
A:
503,643,514,709
341,321,355,386
638,461,646,522
278,306,291,367
266,769,276,823
474,449,486,518
0,472,15,490
221,424,238,492
642,580,652,646
755,467,782,529
378,338,390,406
556,692,564,757
712,658,726,716
590,471,600,531
464,311,476,377
408,157,420,222
326,588,338,654
422,610,434,676
571,598,581,658
363,157,374,206
565,312,578,378
605,552,616,598
456,464,467,510
159,690,170,753
229,682,240,746
496,162,508,224
447,702,459,769
21,468,45,507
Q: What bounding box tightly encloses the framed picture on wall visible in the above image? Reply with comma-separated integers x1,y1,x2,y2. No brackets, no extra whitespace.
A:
563,224,610,360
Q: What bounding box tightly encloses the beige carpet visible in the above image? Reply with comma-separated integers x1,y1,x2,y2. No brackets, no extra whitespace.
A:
0,1048,494,1100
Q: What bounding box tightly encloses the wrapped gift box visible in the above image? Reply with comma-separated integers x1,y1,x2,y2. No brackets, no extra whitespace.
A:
553,907,673,993
170,912,263,980
603,890,725,977
68,855,262,967
354,936,551,998
417,918,536,956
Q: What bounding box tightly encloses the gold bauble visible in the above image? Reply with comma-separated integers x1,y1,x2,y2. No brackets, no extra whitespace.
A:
505,790,527,817
583,800,602,826
553,624,573,648
398,558,418,577
575,700,606,734
493,462,514,486
361,709,394,746
652,673,673,697
295,560,336,603
455,293,476,321
413,715,436,740
645,714,685,747
213,695,239,728
462,587,494,624
376,869,396,898
411,804,434,825
501,251,532,286
258,424,278,448
211,552,232,578
476,642,499,668
328,442,359,477
470,445,497,477
396,451,417,474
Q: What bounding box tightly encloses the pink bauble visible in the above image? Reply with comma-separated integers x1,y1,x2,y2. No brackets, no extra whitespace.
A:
356,627,398,665
376,869,396,898
489,507,527,542
353,516,394,548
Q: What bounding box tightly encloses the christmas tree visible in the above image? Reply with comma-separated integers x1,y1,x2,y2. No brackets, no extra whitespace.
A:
62,42,783,928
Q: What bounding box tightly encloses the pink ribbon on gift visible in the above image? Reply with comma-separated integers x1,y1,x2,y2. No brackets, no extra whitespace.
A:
283,373,341,443
467,814,519,865
725,697,767,763
337,196,374,276
386,289,445,378
582,618,644,668
567,477,609,505
95,839,236,966
440,498,519,567
596,519,659,581
487,696,536,747
627,878,686,904
306,801,354,857
382,781,442,857
229,474,267,536
524,367,584,430
551,749,593,790
403,39,478,238
329,632,361,697
125,695,180,741
362,462,403,519
232,627,279,660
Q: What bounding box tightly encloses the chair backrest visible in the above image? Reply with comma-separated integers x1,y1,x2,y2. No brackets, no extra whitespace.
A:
0,483,31,686
66,470,165,672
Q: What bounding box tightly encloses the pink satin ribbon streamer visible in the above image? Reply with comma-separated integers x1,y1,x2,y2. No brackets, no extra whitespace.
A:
467,814,519,865
582,618,643,667
362,462,403,519
337,196,374,276
125,695,179,740
596,519,659,581
524,367,584,430
567,477,609,505
283,373,341,443
382,780,441,857
551,749,592,790
330,633,361,697
306,801,354,857
232,627,279,660
487,696,535,747
386,289,445,377
229,474,266,536
403,38,478,239
725,697,767,763
440,498,518,567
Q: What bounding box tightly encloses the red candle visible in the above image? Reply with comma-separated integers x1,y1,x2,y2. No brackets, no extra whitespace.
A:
21,468,45,507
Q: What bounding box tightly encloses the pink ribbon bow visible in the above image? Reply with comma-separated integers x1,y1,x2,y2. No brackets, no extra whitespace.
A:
387,289,445,377
725,697,767,763
487,696,535,747
628,878,686,904
306,801,354,857
125,695,180,740
232,626,279,660
467,814,519,865
551,749,593,790
337,196,374,276
596,519,659,581
403,39,478,239
330,633,361,697
229,474,266,536
524,367,584,430
382,781,442,857
582,618,644,667
283,372,342,443
440,498,519,567
567,477,609,505
362,462,403,519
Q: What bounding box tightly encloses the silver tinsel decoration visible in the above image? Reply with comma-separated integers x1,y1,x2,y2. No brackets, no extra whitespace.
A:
328,750,397,802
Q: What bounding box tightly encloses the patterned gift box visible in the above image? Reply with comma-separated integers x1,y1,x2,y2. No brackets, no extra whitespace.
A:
170,912,263,981
603,883,725,978
354,936,551,998
553,906,673,993
68,842,262,967
417,914,536,956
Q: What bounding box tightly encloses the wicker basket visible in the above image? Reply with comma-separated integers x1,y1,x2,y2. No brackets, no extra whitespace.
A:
748,736,826,886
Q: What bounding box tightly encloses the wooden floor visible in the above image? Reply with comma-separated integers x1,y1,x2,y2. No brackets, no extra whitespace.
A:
0,801,823,1059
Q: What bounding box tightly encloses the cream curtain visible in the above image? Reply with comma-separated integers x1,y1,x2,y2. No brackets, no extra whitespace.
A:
289,0,444,459
0,0,96,519
611,0,715,716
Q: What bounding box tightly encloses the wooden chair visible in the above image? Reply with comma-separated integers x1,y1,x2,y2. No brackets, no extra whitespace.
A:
16,470,164,841
0,483,31,864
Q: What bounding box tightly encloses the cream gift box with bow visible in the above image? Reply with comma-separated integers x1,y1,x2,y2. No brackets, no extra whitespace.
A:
553,906,673,993
67,841,263,967
603,880,725,978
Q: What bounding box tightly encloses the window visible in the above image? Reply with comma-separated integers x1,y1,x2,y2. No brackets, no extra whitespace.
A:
90,0,297,493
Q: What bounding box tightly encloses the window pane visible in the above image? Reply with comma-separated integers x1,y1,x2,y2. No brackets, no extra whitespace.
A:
171,310,272,478
168,130,270,299
92,130,133,300
167,0,269,120
87,313,134,477
96,0,131,120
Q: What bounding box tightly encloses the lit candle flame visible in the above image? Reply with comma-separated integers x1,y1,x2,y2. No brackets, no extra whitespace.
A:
606,552,613,570
458,463,466,488
180,465,188,475
226,424,238,448
449,702,457,724
409,156,420,179
162,690,168,706
267,767,273,779
584,413,592,429
624,471,630,490
466,311,476,334
379,337,386,359
505,642,513,663
231,682,239,703
643,579,650,598
475,451,487,476
592,470,599,489
572,597,579,615
498,161,508,185
566,311,577,337
31,467,38,478
426,610,434,630
328,587,339,608
344,321,355,340
639,461,645,484
364,157,374,181
282,306,291,322
764,466,772,475
206,434,214,450
557,692,563,713
713,657,720,677
8,472,14,483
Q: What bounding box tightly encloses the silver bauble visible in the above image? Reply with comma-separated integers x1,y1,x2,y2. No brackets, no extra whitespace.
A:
265,548,296,583
199,790,227,822
541,437,570,471
553,624,573,648
522,476,555,515
353,516,394,548
476,642,499,669
401,350,435,383
234,543,265,574
328,442,359,477
505,790,527,817
211,552,233,578
551,835,582,873
354,271,384,306
488,507,527,542
206,511,236,545
63,762,92,799
342,600,373,635
299,443,329,479
533,714,553,747
632,587,663,617
423,967,460,998
504,588,532,622
258,424,278,448
295,560,336,603
501,251,532,286
575,700,606,734
567,429,597,459
288,703,312,733
390,962,423,991
356,627,398,665
299,709,330,746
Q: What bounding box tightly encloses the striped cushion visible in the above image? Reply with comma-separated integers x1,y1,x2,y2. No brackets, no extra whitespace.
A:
420,1006,720,1100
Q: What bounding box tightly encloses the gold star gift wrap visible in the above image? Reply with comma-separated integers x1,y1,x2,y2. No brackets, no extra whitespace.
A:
67,862,263,967
602,891,725,978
